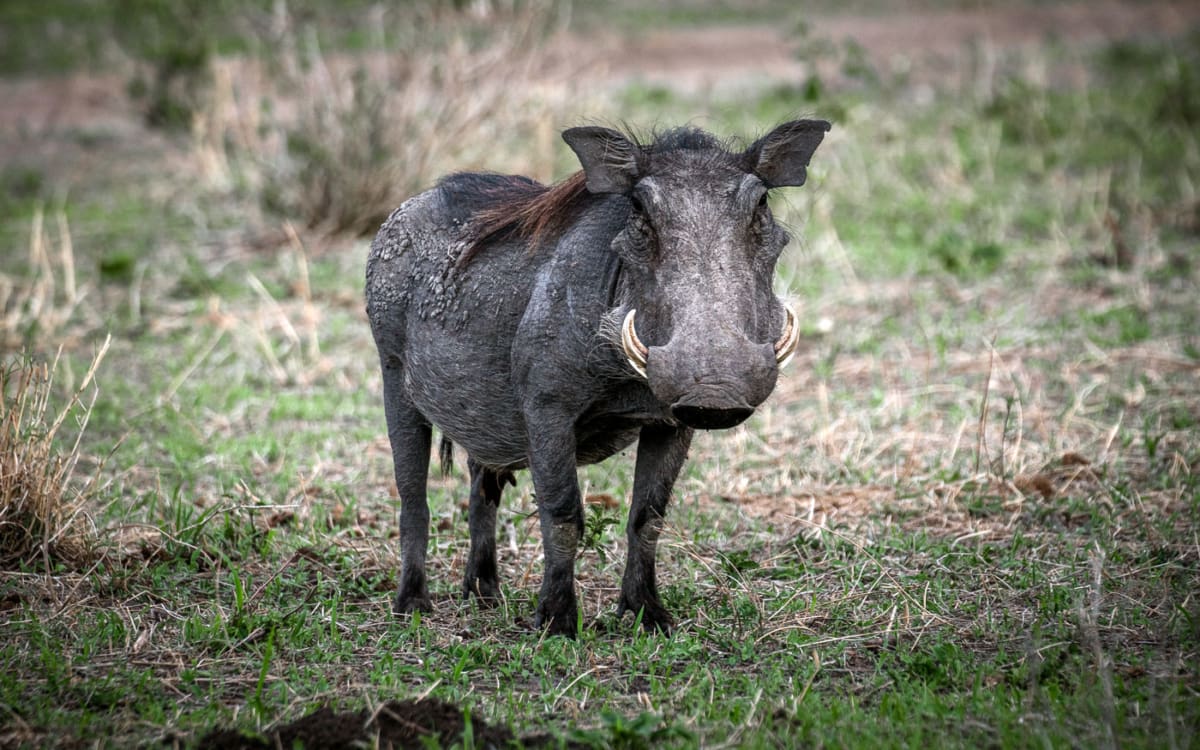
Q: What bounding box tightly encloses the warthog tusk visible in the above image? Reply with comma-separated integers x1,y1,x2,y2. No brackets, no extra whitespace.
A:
621,309,649,378
623,306,796,377
774,303,800,369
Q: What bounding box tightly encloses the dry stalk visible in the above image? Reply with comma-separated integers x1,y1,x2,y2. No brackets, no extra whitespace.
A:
1,208,83,353
0,336,110,570
975,339,995,477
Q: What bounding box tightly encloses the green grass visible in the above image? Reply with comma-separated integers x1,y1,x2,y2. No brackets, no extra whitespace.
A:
2,5,1199,749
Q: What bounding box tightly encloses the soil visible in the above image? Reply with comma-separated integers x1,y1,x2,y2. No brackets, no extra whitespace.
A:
572,1,1200,92
195,697,562,749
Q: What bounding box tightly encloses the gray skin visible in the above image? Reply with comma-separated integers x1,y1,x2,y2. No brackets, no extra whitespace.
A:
366,120,829,637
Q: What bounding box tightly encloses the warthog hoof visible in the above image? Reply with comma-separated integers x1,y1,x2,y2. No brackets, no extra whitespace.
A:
534,595,578,638
462,575,501,606
393,581,433,616
617,594,674,635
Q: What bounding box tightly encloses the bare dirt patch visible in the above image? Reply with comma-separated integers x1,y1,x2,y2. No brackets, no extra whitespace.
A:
815,1,1200,69
196,697,559,750
571,1,1200,92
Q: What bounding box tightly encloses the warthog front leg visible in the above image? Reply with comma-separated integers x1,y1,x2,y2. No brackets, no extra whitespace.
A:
618,424,693,633
463,459,514,603
382,362,434,615
526,424,584,637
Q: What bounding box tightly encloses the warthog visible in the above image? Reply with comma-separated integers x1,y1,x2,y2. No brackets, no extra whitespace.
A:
366,120,830,637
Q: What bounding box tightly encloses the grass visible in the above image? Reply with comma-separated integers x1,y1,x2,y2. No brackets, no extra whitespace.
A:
0,340,108,572
1,4,1199,748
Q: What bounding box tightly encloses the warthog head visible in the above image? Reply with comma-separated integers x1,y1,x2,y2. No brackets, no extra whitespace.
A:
564,120,830,430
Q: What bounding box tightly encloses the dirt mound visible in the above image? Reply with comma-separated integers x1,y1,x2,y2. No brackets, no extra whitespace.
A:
196,697,546,750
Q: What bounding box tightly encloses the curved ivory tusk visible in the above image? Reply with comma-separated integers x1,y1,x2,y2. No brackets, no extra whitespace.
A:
774,303,800,369
621,309,649,379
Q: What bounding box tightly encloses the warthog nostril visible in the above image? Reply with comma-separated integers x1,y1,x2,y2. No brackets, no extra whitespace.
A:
670,403,755,430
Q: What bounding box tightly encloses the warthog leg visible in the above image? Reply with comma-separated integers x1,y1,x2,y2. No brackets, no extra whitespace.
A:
463,459,514,603
618,424,693,634
526,423,584,637
383,362,434,616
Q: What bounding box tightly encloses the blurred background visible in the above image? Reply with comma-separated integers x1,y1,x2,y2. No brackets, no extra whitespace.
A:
3,0,1198,265
3,0,1196,458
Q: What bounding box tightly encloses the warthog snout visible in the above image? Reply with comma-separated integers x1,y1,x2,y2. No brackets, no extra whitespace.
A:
647,339,778,431
622,308,787,430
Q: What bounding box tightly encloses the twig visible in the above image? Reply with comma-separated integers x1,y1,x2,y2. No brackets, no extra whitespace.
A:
975,338,995,476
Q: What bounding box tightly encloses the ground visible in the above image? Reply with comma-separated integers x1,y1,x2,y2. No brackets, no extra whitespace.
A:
194,697,538,749
1,1,1198,748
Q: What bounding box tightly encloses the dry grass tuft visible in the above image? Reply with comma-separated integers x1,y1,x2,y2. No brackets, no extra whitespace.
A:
195,3,575,236
0,337,109,570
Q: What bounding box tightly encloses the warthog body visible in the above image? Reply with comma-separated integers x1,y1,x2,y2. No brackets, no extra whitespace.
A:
366,121,829,636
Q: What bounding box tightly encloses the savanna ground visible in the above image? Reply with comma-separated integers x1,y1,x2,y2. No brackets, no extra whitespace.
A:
2,1,1199,747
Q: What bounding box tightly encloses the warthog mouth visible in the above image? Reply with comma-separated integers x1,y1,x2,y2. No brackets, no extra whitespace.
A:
620,305,801,380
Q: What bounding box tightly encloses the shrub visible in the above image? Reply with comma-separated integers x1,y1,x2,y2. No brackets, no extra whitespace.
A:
112,0,229,130
198,2,567,236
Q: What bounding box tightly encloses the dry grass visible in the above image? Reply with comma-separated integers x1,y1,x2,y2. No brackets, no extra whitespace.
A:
0,337,109,570
0,208,82,354
0,176,108,573
193,2,580,236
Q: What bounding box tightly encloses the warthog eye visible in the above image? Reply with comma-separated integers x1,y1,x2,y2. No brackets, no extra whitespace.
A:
616,200,656,264
626,195,655,243
752,192,775,244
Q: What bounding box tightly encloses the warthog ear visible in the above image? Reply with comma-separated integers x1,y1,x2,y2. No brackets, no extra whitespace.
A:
744,119,832,188
562,126,642,194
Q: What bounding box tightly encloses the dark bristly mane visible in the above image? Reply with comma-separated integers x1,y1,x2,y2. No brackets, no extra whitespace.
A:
452,171,590,266
648,127,725,154
451,127,735,266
